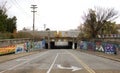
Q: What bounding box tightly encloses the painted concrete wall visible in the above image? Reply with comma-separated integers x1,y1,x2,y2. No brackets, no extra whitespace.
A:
79,41,120,54
0,41,45,55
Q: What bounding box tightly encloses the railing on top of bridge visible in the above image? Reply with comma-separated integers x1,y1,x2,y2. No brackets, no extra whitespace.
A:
0,38,32,47
97,34,120,44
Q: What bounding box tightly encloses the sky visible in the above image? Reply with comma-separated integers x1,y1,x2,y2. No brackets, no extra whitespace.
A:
0,0,120,31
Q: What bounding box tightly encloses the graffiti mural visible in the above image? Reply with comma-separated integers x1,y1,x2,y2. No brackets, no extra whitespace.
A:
23,42,32,52
24,41,45,51
42,39,46,48
79,41,118,54
15,44,25,54
87,42,95,51
80,41,88,50
34,42,42,49
103,43,116,54
0,41,45,55
0,45,16,55
95,42,104,52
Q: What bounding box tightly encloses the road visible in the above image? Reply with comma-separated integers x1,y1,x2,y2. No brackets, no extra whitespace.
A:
0,49,120,73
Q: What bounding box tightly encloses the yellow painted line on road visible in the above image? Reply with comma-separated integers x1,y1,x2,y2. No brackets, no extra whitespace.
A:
66,50,96,73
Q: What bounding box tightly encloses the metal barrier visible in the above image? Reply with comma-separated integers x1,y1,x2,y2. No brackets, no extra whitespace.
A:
0,38,32,47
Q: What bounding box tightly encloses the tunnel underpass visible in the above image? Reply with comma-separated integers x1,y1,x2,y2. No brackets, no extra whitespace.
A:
45,41,77,49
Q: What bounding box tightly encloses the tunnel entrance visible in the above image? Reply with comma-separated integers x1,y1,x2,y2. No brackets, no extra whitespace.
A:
45,41,77,49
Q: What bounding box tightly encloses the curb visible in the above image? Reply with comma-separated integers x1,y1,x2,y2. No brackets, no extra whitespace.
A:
77,49,120,62
95,54,120,62
0,50,46,63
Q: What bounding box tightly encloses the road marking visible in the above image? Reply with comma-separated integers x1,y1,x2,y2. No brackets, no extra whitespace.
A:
0,51,48,73
16,59,28,61
57,53,70,54
66,50,96,73
57,64,82,71
47,53,59,73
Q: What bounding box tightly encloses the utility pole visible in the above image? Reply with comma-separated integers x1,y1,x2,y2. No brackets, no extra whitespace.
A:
46,28,50,49
44,24,46,30
31,5,37,40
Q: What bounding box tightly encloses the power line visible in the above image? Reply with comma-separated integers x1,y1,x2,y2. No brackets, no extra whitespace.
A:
9,0,34,30
15,0,31,16
32,0,36,4
10,0,31,17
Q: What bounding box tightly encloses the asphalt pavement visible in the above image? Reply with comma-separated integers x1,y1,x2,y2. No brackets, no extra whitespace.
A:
0,49,120,73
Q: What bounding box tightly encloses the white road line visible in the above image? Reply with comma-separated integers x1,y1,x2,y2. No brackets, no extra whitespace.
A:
47,53,59,73
57,53,70,54
0,51,48,73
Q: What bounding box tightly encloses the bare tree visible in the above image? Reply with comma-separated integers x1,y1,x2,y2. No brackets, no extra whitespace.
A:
82,7,119,38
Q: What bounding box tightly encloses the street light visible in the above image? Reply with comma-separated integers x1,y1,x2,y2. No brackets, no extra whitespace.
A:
46,28,50,49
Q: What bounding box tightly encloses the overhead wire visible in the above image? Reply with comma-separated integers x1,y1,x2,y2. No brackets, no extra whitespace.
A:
10,0,41,30
33,0,35,4
14,0,31,17
10,0,33,29
10,0,31,17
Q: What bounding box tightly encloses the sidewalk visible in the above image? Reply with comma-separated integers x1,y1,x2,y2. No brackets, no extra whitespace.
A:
0,49,47,63
77,49,120,62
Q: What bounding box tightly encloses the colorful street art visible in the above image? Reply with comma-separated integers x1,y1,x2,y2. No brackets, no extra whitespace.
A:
79,41,118,54
15,44,25,54
96,42,104,52
0,41,45,55
80,41,95,51
34,41,42,49
87,42,95,51
80,41,88,50
0,45,16,55
103,43,116,54
42,39,46,48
